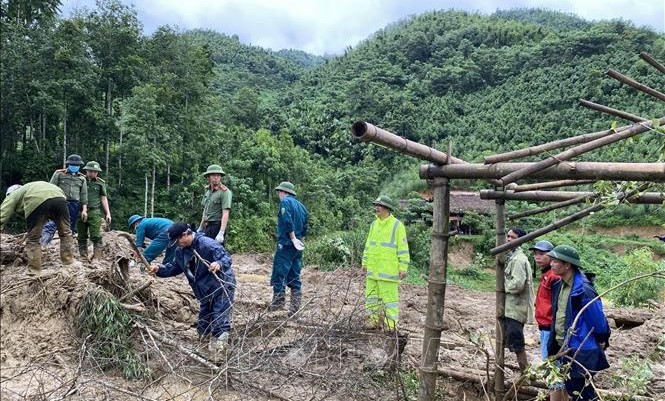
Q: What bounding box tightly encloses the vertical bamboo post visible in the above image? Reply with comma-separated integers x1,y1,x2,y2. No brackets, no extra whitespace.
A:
494,199,506,397
418,177,451,401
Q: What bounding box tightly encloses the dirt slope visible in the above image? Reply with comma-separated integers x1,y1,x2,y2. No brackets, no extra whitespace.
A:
1,231,663,400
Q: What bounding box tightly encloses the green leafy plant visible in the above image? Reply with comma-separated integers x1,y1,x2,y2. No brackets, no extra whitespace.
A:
608,356,654,396
77,290,150,380
610,247,664,307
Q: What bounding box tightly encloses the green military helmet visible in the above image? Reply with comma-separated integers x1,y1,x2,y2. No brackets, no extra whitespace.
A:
82,161,102,172
128,214,144,228
547,244,582,268
373,195,396,210
203,164,226,177
66,154,85,166
274,181,296,196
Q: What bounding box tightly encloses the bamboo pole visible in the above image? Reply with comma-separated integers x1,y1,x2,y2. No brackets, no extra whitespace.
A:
578,99,648,123
606,69,665,102
351,121,467,165
494,199,506,397
421,162,665,182
640,52,665,74
507,195,593,220
512,179,595,192
491,202,605,255
418,177,451,401
483,125,628,164
480,190,664,204
495,117,665,185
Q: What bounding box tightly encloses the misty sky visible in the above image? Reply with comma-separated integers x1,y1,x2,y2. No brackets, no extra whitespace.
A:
61,0,665,55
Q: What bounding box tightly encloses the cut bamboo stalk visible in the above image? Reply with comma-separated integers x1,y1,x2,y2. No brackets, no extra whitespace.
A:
494,199,506,396
484,125,628,164
419,177,451,401
480,190,664,204
507,195,593,220
606,69,665,102
421,161,665,182
579,99,648,122
640,52,665,74
351,121,467,165
512,179,595,192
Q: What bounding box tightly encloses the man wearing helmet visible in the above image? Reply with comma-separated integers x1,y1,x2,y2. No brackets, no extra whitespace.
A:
77,161,111,260
41,154,88,248
198,164,232,244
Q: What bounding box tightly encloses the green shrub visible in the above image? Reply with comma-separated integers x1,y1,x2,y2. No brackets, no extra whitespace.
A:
304,226,367,270
609,248,665,307
608,356,654,396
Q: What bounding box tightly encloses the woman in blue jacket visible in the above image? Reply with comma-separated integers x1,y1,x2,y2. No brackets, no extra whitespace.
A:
148,223,235,357
547,245,610,401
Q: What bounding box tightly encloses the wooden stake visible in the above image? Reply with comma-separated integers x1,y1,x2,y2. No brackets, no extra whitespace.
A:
512,179,595,192
494,199,506,397
508,195,592,220
640,52,665,74
480,189,664,204
606,69,665,102
579,99,648,123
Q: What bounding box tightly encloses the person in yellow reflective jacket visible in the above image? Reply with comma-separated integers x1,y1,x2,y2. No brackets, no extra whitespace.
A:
362,195,410,331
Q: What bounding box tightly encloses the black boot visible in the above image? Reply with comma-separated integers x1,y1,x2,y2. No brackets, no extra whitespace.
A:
269,292,285,311
288,290,302,317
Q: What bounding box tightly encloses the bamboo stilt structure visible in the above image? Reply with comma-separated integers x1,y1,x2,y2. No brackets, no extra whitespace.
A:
351,121,467,165
496,117,664,186
480,190,664,204
418,177,451,401
494,199,506,397
512,179,595,192
507,195,593,220
606,69,665,102
421,161,665,182
483,125,628,164
640,52,665,74
579,99,648,123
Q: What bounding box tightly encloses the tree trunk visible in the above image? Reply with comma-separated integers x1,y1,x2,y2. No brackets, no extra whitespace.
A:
144,176,148,217
150,165,156,217
63,103,67,166
167,164,171,191
118,125,123,187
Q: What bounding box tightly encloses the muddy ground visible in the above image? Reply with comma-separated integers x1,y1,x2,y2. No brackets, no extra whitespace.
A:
1,230,663,400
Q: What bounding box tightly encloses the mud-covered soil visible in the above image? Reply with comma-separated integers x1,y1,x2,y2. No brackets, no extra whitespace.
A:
1,230,663,400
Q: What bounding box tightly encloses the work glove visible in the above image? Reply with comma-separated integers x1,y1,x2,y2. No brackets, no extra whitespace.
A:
291,238,305,250
215,230,225,244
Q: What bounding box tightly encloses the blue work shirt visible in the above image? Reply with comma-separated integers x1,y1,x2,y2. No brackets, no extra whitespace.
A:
276,195,308,246
135,217,173,248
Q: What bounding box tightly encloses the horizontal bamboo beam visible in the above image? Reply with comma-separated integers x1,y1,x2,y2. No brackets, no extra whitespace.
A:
640,52,665,74
496,117,664,185
351,121,467,165
484,126,628,164
421,162,665,182
579,99,648,123
606,69,665,102
512,179,595,192
507,196,593,220
480,190,665,204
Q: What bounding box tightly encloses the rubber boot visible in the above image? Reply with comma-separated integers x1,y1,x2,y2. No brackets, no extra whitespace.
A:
78,244,89,260
26,242,42,276
60,235,82,267
93,243,103,260
288,290,302,317
208,332,229,362
269,292,285,311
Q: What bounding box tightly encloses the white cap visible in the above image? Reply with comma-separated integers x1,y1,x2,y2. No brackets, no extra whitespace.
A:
6,184,22,195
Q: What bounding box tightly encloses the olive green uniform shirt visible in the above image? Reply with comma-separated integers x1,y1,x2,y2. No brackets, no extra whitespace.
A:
50,171,88,204
201,187,232,222
1,181,65,228
504,247,535,324
555,277,573,343
86,177,107,210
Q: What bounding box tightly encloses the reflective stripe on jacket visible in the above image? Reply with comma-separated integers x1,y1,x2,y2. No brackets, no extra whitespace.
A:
362,214,409,282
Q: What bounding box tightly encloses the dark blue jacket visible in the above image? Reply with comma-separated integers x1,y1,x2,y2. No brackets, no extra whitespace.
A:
548,270,610,377
135,217,173,247
276,195,308,246
157,233,235,302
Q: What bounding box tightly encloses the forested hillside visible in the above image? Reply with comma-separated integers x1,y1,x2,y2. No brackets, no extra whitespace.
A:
2,1,664,252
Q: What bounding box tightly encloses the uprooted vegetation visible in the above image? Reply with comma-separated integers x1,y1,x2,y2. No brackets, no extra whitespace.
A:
1,231,664,400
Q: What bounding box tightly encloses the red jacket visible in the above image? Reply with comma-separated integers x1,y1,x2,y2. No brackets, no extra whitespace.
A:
535,267,559,329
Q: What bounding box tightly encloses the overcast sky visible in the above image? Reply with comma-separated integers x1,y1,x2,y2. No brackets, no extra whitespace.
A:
61,0,664,55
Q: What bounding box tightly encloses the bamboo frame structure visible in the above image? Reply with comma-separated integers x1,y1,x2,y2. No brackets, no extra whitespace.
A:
350,53,665,401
